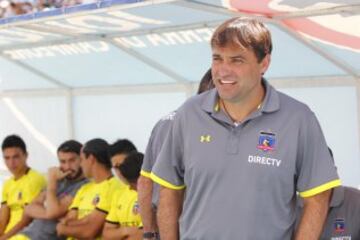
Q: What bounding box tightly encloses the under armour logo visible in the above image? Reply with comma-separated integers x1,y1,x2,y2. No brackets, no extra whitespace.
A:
200,135,211,143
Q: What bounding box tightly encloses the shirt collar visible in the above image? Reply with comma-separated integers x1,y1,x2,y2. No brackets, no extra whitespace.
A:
201,88,219,114
201,79,280,114
260,79,280,113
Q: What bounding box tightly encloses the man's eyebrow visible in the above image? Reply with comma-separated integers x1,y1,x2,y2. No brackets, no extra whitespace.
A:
230,55,245,59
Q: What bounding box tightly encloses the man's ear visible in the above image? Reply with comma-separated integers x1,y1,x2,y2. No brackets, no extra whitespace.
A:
260,54,271,75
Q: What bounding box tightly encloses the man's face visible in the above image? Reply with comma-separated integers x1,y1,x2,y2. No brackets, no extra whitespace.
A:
3,147,27,176
211,44,270,103
80,151,92,178
111,153,127,167
58,151,82,180
111,153,127,179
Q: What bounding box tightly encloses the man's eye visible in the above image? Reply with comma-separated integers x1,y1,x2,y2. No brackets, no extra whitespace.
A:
233,58,244,63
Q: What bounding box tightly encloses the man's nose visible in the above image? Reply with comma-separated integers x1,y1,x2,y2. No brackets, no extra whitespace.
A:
63,162,71,170
216,62,232,77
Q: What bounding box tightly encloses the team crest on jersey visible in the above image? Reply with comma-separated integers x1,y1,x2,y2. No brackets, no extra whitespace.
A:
334,218,345,233
132,201,140,215
17,191,22,200
257,132,276,152
92,194,100,206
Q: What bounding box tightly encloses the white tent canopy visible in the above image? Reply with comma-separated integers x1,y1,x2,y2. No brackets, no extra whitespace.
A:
0,0,359,187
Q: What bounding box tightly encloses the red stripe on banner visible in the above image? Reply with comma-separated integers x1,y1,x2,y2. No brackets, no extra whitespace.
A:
229,0,276,16
283,18,360,50
227,0,360,50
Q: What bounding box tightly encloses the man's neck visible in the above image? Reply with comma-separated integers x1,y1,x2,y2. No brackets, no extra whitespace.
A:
221,86,264,123
14,167,29,180
129,182,137,191
67,173,86,183
92,167,112,183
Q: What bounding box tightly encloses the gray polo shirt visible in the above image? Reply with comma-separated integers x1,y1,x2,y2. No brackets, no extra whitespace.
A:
20,177,89,240
151,80,340,240
141,111,176,206
297,186,360,240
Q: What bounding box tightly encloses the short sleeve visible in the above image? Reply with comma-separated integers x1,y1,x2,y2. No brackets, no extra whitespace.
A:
105,191,120,224
24,173,46,204
296,112,341,197
151,112,186,190
141,127,157,176
1,180,9,204
96,178,120,214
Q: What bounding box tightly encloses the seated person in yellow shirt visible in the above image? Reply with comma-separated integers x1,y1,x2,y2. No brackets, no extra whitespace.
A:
109,139,137,170
56,138,122,239
0,135,46,237
108,139,137,192
5,140,88,240
103,152,144,240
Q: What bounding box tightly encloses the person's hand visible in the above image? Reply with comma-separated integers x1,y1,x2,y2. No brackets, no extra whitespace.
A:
56,222,66,237
59,216,69,225
48,167,70,181
24,204,33,216
60,195,73,206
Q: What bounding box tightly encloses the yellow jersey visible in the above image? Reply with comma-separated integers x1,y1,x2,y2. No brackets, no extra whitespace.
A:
106,186,142,228
8,234,30,240
2,169,46,233
68,176,123,239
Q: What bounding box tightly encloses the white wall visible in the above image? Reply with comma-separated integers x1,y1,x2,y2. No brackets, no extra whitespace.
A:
0,96,70,173
279,86,360,187
73,92,187,151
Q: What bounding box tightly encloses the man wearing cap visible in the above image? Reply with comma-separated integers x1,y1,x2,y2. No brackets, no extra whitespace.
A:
56,138,122,239
0,135,46,237
151,17,340,240
138,68,214,240
3,140,88,240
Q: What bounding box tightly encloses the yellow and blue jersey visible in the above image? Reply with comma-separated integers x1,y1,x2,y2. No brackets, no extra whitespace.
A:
106,186,142,228
2,169,46,233
68,176,122,239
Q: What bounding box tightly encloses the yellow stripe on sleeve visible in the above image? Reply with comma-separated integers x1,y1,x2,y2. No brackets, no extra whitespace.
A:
140,170,151,178
299,179,341,198
150,173,186,190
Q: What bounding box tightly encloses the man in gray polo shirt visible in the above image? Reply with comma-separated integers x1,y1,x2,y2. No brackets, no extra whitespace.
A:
151,17,340,240
4,140,88,240
297,186,360,240
138,69,214,240
296,149,360,240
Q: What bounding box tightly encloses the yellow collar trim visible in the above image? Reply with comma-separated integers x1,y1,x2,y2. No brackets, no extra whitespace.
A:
214,100,220,112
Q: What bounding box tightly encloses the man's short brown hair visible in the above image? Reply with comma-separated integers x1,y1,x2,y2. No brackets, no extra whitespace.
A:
211,17,272,62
